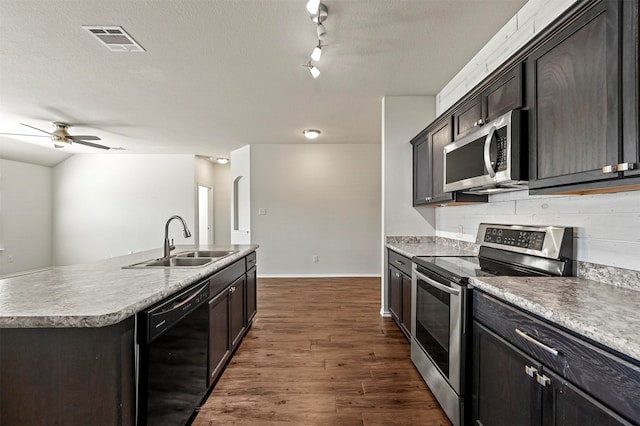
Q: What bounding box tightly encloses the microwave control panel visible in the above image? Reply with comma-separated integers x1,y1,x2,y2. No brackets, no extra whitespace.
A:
493,127,508,172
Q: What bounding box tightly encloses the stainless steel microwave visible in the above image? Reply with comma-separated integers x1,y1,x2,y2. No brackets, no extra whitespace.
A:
443,110,527,194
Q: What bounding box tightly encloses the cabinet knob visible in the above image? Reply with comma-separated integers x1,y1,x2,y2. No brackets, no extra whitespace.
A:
395,272,400,278
425,196,432,201
229,286,236,293
474,119,485,127
524,365,538,378
601,164,617,174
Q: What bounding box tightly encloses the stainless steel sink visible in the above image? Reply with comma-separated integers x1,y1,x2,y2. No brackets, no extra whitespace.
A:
123,250,237,269
123,256,215,269
175,250,237,258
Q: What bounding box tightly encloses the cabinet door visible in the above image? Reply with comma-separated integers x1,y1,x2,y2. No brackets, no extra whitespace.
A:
412,130,432,205
208,291,230,386
484,63,523,122
401,272,412,333
621,0,639,178
528,1,621,189
542,368,631,426
229,276,246,348
388,266,402,323
246,266,257,323
430,118,455,203
454,96,482,139
472,321,542,426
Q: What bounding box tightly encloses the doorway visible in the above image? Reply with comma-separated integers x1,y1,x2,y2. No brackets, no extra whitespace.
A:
197,184,214,245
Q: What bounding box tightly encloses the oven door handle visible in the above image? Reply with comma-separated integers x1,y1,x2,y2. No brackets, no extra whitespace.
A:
414,271,460,296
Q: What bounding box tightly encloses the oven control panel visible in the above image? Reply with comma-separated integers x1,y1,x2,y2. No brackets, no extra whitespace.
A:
483,227,546,250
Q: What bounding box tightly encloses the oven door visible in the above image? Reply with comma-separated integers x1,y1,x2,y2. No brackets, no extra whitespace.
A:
411,265,463,394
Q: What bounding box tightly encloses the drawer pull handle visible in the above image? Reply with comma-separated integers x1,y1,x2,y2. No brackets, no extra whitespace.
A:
394,260,405,266
616,162,636,171
601,164,617,173
515,328,559,356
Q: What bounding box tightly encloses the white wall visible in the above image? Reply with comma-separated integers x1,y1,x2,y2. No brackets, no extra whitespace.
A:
381,96,437,314
250,144,381,276
0,159,52,275
436,190,640,272
382,96,437,236
52,154,195,265
437,0,577,114
230,145,251,245
195,157,231,245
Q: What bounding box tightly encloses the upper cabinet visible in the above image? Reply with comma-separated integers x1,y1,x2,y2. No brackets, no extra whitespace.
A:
527,0,639,193
453,64,524,140
412,116,487,206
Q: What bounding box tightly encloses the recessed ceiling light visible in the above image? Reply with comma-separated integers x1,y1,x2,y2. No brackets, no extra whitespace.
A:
303,129,321,140
215,157,229,164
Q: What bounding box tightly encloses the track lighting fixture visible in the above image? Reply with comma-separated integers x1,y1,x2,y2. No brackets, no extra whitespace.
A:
310,42,323,62
316,23,327,40
304,61,320,79
306,0,320,14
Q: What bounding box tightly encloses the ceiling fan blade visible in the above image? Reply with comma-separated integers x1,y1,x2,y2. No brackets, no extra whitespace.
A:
69,135,101,141
20,123,52,135
73,139,110,150
0,132,49,137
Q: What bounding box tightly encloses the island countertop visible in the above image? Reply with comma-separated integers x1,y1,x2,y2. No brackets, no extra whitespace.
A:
470,275,640,362
0,245,258,328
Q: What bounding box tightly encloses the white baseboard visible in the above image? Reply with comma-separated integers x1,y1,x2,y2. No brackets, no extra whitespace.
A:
380,309,391,317
257,273,381,279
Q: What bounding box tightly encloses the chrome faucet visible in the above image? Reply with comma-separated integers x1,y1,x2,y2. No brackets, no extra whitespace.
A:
163,215,192,258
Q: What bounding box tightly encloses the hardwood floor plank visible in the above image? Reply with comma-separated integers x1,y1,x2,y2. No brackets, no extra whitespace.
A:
194,277,450,426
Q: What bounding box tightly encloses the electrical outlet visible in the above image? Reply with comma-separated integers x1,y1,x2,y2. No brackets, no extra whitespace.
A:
312,255,319,263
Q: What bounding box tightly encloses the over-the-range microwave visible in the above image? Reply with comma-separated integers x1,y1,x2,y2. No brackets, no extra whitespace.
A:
443,109,527,194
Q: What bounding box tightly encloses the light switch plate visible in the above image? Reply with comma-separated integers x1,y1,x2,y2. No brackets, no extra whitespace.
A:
258,208,267,215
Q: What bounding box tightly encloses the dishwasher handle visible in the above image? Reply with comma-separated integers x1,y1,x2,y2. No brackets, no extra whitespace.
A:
143,281,210,343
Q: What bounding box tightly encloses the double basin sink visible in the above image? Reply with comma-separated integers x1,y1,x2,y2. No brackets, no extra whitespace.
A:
124,250,237,269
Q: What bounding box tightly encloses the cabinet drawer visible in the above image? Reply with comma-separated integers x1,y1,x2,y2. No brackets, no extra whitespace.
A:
388,250,412,276
246,251,257,270
210,259,245,297
473,290,640,423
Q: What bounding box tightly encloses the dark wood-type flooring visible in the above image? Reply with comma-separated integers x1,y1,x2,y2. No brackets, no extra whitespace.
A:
194,277,450,426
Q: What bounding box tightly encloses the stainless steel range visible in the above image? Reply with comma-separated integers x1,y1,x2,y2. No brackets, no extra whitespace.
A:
410,224,574,426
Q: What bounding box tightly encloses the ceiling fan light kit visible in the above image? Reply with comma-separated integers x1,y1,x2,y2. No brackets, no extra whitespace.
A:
0,122,111,150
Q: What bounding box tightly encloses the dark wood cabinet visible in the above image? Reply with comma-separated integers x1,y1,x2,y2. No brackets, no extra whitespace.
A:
472,321,542,426
472,290,640,425
387,249,412,338
229,275,246,348
453,64,523,140
527,0,640,193
246,252,257,323
412,117,487,206
208,289,231,386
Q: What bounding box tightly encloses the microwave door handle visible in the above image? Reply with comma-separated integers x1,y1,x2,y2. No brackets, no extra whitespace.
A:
414,271,460,296
483,125,497,178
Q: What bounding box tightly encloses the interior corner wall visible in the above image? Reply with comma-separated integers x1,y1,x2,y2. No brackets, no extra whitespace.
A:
0,159,52,275
194,157,231,245
250,144,381,277
382,96,437,237
52,154,195,266
230,145,251,245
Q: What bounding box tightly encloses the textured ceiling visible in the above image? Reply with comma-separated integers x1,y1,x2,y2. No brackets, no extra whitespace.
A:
0,0,527,166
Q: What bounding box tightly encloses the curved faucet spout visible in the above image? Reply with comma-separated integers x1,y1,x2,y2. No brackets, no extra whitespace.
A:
163,215,192,258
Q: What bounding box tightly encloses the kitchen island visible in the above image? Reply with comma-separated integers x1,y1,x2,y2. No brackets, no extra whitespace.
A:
0,244,258,425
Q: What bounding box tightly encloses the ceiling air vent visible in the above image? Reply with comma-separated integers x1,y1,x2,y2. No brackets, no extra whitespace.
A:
82,26,145,52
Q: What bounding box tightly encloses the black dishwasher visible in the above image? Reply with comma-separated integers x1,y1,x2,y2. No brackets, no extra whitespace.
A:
138,279,210,425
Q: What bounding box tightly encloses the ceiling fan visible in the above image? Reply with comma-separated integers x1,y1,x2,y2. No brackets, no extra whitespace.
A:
0,122,110,150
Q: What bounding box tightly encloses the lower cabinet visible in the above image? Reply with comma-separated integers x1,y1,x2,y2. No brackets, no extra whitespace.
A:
207,255,256,387
472,291,638,426
387,249,412,337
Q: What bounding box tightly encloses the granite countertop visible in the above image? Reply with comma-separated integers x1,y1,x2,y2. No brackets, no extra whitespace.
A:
0,244,258,329
470,276,640,361
386,237,479,259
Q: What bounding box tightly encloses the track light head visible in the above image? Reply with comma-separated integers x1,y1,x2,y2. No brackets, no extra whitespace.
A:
306,0,320,14
316,23,327,39
310,42,323,62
